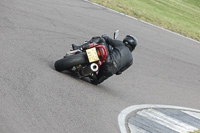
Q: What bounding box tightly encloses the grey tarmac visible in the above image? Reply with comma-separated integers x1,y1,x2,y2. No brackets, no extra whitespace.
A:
0,0,200,133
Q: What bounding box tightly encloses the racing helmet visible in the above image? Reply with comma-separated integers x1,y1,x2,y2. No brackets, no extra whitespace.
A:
123,35,138,52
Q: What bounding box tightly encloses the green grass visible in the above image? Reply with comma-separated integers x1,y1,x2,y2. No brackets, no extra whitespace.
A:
190,130,200,133
89,0,200,41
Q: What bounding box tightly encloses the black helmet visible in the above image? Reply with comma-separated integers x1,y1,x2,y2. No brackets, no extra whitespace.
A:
123,35,138,52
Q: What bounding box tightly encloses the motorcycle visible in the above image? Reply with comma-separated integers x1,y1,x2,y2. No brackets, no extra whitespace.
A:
54,30,119,79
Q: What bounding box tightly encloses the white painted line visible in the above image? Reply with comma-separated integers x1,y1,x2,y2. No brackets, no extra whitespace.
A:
83,0,200,44
183,111,200,120
138,109,198,132
128,123,147,133
118,105,200,133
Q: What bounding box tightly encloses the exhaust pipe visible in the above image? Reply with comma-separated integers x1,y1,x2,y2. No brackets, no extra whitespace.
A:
79,63,98,77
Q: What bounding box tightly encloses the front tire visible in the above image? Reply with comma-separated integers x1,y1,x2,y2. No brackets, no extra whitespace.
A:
54,52,89,72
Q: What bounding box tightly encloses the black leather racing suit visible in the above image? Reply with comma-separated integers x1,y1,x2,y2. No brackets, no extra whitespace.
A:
88,35,133,85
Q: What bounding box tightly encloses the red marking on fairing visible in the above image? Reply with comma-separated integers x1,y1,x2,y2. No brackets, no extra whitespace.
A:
89,43,98,48
96,45,107,61
97,51,100,56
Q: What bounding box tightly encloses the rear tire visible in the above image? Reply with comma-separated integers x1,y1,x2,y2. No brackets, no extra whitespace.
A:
54,52,89,72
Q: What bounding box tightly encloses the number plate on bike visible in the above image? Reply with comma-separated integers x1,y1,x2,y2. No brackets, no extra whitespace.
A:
86,47,99,63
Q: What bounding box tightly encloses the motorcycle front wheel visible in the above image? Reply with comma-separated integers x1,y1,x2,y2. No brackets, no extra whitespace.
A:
54,52,89,72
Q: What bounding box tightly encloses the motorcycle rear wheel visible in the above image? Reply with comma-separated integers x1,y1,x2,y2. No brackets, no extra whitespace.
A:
54,52,89,72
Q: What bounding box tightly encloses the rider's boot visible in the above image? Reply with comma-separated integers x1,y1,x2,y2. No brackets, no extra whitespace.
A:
72,44,81,50
72,42,90,50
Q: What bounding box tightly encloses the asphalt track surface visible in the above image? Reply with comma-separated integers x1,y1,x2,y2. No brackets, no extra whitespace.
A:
0,0,200,133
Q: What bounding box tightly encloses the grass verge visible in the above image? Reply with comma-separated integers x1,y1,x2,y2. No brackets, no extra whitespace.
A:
190,130,200,133
89,0,200,42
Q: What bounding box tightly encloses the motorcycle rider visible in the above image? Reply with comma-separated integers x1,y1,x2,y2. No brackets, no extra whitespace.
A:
72,34,138,85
